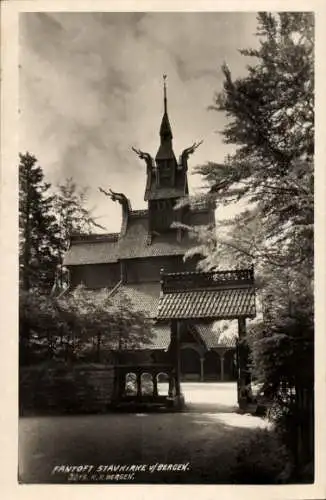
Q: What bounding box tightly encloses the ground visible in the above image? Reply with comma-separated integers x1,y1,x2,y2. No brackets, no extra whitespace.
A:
19,382,271,484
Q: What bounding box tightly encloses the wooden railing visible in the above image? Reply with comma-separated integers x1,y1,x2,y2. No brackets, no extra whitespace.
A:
160,267,254,293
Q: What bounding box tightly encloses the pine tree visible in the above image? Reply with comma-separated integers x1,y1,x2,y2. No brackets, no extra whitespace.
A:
52,178,105,267
19,157,108,362
19,152,61,292
193,12,314,273
180,12,314,478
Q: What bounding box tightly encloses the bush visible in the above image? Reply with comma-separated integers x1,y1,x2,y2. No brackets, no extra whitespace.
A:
231,428,294,484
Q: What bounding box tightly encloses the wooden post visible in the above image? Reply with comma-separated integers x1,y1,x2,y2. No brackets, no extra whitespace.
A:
199,357,204,382
136,373,142,399
172,320,181,397
118,371,125,398
112,367,119,402
168,373,175,398
220,352,225,382
120,261,126,282
153,374,158,397
237,318,252,409
168,320,184,408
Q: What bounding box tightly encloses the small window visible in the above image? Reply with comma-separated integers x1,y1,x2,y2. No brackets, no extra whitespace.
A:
157,372,169,396
125,372,137,395
141,372,154,395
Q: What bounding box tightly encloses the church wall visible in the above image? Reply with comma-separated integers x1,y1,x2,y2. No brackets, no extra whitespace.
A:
68,254,201,289
124,255,198,284
149,200,177,233
185,209,215,227
69,263,120,289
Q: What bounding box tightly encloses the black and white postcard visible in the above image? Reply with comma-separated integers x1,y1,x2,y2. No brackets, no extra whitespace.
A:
1,1,326,499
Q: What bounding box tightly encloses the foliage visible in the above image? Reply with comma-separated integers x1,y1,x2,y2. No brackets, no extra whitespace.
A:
19,285,154,365
52,177,105,257
19,155,105,292
61,285,154,359
183,12,314,273
249,268,313,389
231,428,293,484
247,266,314,477
177,12,314,476
19,152,61,291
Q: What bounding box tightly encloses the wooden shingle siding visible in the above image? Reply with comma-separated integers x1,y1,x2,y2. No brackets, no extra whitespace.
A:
69,263,120,290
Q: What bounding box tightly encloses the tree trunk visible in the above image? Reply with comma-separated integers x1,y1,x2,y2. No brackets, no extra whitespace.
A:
237,318,252,409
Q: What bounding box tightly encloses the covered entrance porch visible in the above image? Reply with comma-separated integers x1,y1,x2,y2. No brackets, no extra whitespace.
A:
111,267,256,411
157,267,256,410
180,346,236,382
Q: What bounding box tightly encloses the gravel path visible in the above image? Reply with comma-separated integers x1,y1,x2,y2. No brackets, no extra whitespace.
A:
19,382,270,484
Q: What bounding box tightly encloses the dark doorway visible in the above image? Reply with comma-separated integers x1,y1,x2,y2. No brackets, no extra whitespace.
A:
224,350,237,381
204,350,220,381
180,348,200,381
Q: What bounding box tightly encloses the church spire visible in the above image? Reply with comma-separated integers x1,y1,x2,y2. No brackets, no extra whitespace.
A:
163,74,167,114
156,74,174,160
143,76,188,203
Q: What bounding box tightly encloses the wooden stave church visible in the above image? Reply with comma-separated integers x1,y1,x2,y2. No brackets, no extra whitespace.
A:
63,81,239,383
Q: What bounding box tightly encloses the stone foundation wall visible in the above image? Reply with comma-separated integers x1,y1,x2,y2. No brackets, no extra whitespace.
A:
19,363,114,416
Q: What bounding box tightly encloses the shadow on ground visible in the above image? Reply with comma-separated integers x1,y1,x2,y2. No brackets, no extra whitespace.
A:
19,383,272,484
185,401,238,414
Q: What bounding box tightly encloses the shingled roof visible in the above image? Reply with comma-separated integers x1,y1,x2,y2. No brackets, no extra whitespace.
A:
144,184,187,201
135,322,236,351
157,269,256,321
64,234,119,265
195,321,237,349
158,288,256,320
109,282,237,350
142,324,171,350
111,283,160,318
118,211,196,259
64,207,211,265
144,169,188,201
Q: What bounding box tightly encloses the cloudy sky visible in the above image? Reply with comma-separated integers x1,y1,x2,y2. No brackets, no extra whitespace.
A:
19,12,259,232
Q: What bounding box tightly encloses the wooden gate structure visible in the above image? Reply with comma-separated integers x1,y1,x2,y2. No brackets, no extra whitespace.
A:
111,267,256,410
157,267,256,410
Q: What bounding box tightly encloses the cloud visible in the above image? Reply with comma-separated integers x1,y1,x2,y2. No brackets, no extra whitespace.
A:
19,12,258,232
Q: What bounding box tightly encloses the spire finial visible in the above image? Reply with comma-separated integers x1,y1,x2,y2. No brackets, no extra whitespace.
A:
157,74,173,148
163,74,167,114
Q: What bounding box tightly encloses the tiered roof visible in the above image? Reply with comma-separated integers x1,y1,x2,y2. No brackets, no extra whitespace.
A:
62,79,252,352
64,205,210,266
157,269,256,321
64,234,119,265
109,281,241,350
144,177,188,201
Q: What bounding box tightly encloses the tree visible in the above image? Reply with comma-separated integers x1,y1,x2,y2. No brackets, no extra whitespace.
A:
19,156,107,363
19,287,68,364
179,12,314,479
190,12,314,273
62,286,154,362
19,285,154,365
19,152,61,292
50,178,106,297
52,178,105,259
19,156,105,288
